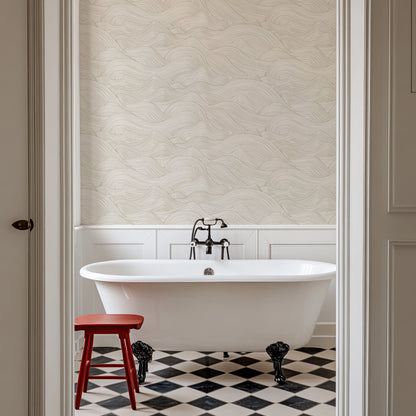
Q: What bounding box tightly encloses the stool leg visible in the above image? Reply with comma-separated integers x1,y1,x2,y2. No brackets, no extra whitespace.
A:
75,332,91,409
127,333,140,392
120,333,136,410
83,333,94,392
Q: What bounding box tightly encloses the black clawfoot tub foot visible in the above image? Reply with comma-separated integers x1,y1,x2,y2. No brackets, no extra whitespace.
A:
131,341,154,383
266,341,290,385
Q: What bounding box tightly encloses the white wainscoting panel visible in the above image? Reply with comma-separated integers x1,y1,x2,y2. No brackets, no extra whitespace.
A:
74,225,336,349
83,228,157,262
258,227,336,261
75,227,157,323
258,226,336,345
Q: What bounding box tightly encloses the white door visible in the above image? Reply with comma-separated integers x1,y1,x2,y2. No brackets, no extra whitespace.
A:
368,0,416,414
0,1,29,414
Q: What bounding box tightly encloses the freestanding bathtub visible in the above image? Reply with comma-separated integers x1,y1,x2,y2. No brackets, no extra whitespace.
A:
80,259,335,353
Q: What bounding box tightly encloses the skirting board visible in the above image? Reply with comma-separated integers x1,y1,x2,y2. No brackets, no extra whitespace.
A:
73,323,336,354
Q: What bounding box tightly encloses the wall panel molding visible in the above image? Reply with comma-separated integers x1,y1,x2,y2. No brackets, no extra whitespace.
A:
412,0,416,93
82,228,157,262
388,0,416,212
387,241,416,415
258,227,336,261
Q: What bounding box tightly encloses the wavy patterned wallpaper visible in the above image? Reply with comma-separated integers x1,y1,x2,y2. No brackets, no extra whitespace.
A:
79,0,336,225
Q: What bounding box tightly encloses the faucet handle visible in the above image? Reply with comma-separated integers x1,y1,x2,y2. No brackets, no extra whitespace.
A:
202,218,228,228
220,240,231,260
221,238,230,247
189,240,197,260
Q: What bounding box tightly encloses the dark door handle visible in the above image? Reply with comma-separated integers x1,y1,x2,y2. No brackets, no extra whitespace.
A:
12,219,34,231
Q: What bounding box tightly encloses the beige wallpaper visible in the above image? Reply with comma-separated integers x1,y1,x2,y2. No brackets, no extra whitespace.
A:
80,0,336,225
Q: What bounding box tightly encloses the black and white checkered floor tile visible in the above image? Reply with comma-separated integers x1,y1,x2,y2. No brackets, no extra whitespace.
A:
74,347,335,416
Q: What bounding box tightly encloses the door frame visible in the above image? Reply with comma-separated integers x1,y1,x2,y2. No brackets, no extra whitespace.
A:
28,1,74,415
336,0,369,414
30,0,370,414
27,1,45,414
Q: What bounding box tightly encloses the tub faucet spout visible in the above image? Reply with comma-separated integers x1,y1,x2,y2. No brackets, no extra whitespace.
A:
206,240,213,255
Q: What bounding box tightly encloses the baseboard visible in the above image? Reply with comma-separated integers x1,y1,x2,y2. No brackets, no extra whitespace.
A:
73,332,84,358
306,336,336,349
306,322,336,349
83,323,337,350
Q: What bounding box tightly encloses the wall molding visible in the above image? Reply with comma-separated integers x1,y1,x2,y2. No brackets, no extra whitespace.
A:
73,321,336,356
412,0,416,93
61,0,74,414
75,224,336,230
387,0,407,212
74,224,336,231
258,228,336,261
308,323,337,349
388,0,416,212
387,240,416,415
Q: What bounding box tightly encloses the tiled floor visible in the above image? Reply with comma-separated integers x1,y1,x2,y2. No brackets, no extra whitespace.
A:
74,347,336,415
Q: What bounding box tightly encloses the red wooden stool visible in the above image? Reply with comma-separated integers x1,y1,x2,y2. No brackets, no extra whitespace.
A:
74,314,144,410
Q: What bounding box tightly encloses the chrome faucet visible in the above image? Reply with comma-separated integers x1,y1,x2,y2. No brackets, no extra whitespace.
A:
189,218,230,260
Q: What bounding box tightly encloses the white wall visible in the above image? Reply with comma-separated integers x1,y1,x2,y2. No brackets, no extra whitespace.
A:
74,225,336,350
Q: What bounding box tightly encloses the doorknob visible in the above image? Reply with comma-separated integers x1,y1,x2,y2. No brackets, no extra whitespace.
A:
12,219,34,231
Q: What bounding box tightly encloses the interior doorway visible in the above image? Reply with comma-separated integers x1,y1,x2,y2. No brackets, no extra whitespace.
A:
72,1,340,415
32,0,368,415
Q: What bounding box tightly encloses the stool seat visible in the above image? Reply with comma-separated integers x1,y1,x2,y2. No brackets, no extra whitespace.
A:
75,314,144,331
74,314,144,410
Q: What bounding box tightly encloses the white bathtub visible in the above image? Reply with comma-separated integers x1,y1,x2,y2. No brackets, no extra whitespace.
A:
80,259,335,351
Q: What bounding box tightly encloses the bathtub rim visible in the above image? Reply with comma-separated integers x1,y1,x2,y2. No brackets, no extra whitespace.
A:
80,258,336,283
